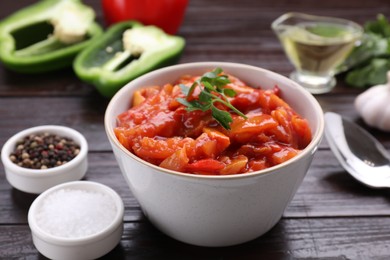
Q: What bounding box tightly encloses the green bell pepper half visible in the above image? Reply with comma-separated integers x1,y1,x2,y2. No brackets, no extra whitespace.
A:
73,21,186,98
0,0,103,73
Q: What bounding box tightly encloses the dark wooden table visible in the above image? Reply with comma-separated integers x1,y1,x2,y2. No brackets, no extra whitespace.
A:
1,0,390,259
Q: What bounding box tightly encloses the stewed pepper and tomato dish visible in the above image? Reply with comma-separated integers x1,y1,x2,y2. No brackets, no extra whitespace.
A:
114,68,312,175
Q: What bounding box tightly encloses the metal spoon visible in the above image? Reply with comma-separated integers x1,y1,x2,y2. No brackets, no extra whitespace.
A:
324,112,390,188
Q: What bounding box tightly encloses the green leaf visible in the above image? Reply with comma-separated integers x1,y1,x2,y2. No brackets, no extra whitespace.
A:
177,98,206,111
192,100,211,111
202,72,218,79
223,88,236,97
200,67,231,91
214,76,230,89
365,14,390,38
199,90,212,103
176,97,194,107
179,84,190,96
345,58,390,87
212,67,223,75
188,81,199,95
338,14,390,76
338,33,389,73
211,106,233,130
176,67,245,130
202,81,215,92
202,67,222,79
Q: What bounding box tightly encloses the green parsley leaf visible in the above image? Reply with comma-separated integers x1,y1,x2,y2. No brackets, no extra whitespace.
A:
211,106,233,130
223,88,236,97
338,14,390,87
179,84,190,96
176,67,247,130
199,90,212,103
176,97,193,108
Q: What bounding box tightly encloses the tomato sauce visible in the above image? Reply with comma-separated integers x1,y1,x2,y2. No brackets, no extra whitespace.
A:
115,73,312,175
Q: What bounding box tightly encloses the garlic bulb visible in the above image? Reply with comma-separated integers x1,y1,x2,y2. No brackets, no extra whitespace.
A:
354,71,390,131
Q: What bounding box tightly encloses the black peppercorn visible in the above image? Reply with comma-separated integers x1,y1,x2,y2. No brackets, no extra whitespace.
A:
9,133,80,169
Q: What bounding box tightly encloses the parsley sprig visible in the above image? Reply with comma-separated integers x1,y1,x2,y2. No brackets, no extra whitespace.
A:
176,67,247,130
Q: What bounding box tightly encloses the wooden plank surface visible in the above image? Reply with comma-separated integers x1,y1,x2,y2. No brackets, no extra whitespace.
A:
3,151,390,225
3,218,390,259
1,0,390,259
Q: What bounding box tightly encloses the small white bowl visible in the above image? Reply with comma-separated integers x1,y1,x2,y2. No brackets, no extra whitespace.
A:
105,62,324,247
28,181,124,260
1,125,88,194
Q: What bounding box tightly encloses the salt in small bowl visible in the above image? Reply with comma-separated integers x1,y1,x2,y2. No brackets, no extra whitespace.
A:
1,125,88,194
28,181,124,260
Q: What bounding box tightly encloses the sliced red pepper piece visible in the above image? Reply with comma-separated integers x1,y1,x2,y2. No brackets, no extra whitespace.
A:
186,159,225,174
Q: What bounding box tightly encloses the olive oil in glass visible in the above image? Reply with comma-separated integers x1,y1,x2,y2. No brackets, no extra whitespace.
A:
272,13,363,94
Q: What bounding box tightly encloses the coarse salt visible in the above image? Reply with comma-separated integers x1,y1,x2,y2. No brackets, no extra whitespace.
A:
35,188,117,238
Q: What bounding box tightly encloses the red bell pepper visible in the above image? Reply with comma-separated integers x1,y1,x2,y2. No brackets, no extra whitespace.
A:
101,0,189,35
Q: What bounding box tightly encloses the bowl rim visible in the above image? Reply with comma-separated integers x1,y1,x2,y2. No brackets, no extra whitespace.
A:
104,61,324,180
28,181,124,246
1,125,88,177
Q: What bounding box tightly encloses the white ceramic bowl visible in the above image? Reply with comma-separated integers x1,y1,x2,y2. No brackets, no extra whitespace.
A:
28,181,124,260
1,125,88,194
105,62,324,247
